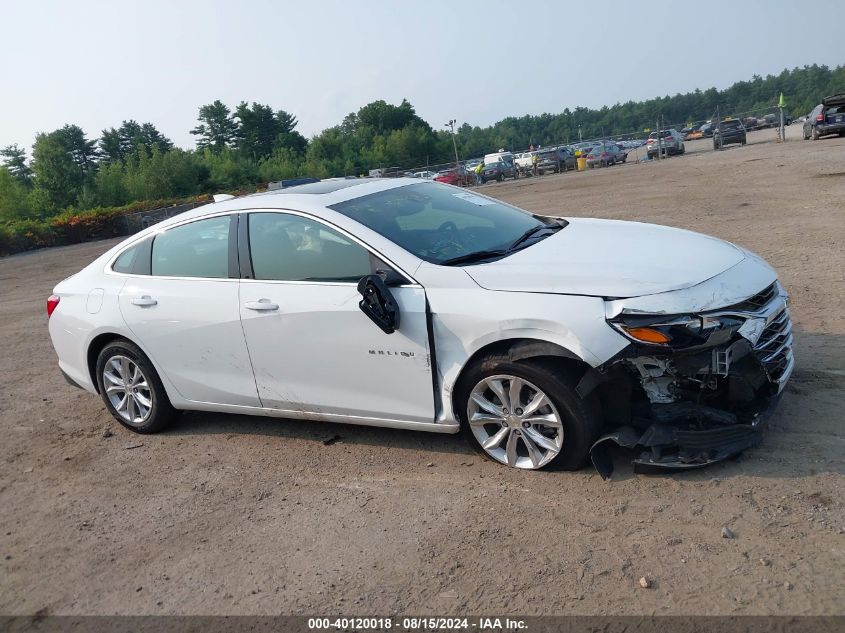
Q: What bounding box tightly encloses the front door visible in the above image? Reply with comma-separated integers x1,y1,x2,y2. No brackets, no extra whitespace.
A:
238,211,435,423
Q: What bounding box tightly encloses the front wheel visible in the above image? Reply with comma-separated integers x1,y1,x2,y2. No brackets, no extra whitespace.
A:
95,340,178,434
457,358,602,470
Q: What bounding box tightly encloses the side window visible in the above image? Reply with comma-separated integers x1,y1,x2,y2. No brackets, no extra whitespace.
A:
151,216,231,278
113,243,141,273
249,213,372,282
112,237,152,275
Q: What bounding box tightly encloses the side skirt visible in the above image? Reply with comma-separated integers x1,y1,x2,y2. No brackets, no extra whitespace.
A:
175,400,461,434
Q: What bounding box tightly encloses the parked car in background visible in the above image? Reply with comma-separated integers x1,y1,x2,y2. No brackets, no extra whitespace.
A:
536,147,576,174
700,123,715,138
572,142,595,154
713,119,747,148
48,178,794,473
742,117,760,131
682,127,703,141
586,142,625,168
803,94,845,140
484,151,515,168
514,151,537,174
481,160,517,182
412,171,438,180
435,167,473,186
646,129,685,158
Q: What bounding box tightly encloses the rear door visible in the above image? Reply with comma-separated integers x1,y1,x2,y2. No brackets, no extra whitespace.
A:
118,214,261,407
238,211,435,423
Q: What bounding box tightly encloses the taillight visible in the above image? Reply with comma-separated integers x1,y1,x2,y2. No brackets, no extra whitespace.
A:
647,139,654,144
601,152,608,157
816,114,824,121
47,295,60,318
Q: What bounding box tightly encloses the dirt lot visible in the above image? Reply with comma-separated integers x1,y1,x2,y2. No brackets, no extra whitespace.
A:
1,126,843,616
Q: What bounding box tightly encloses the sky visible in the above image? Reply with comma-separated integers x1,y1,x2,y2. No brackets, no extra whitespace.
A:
2,0,844,151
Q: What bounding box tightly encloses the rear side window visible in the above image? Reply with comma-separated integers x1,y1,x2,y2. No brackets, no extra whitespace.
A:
113,244,140,273
151,216,231,278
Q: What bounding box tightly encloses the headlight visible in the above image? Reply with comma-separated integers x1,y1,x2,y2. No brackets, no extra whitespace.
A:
609,314,743,348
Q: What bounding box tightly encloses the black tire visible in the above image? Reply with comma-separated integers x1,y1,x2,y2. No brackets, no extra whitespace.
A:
95,339,178,434
497,173,504,182
456,356,602,471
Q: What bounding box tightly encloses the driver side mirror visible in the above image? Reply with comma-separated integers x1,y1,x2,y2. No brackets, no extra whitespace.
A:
357,274,400,334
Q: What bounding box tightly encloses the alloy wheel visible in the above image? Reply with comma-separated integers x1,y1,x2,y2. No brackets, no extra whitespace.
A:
467,374,564,469
102,355,153,425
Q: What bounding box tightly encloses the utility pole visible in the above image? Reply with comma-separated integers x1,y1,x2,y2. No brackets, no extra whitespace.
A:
716,106,723,150
656,116,662,160
578,125,582,142
445,120,460,170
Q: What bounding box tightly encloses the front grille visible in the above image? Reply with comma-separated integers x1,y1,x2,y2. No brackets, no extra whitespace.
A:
752,304,793,381
730,282,778,312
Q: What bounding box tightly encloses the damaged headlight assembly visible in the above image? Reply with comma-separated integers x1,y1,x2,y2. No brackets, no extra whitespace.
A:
609,313,744,349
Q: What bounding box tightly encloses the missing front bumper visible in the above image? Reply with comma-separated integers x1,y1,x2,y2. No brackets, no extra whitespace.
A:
590,396,780,479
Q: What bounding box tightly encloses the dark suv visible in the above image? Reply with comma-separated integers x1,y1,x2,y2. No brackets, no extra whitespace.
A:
713,119,747,148
803,94,845,140
536,147,576,174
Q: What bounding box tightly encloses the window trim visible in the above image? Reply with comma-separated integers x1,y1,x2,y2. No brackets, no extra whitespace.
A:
105,207,421,287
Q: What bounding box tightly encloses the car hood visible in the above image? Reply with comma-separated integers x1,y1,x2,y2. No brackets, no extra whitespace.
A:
463,218,746,298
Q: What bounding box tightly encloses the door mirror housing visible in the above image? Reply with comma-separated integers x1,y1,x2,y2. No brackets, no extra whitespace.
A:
357,274,400,334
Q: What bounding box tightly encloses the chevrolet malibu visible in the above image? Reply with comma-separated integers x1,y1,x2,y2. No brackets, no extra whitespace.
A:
47,179,793,475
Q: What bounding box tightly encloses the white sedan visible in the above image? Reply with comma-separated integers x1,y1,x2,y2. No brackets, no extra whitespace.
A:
47,179,793,475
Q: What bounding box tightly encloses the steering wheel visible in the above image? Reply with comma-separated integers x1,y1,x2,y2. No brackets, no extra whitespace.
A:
431,221,462,258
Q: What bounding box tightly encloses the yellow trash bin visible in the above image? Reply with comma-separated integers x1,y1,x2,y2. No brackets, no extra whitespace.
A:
576,150,587,171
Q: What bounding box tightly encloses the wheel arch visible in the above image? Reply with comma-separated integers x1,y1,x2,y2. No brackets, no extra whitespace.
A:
86,331,179,403
450,337,593,419
87,332,127,393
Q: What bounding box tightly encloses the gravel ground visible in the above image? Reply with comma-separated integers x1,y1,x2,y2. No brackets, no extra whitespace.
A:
1,125,843,616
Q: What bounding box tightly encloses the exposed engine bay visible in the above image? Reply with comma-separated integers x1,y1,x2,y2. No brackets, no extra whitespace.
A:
590,281,794,478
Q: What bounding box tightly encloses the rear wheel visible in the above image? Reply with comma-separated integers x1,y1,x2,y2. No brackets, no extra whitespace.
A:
812,128,819,141
457,357,602,471
95,340,178,434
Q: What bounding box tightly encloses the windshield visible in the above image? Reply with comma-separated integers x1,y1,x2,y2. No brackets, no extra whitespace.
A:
330,182,560,265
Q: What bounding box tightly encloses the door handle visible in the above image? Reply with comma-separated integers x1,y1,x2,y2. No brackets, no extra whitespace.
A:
244,299,279,311
130,295,157,307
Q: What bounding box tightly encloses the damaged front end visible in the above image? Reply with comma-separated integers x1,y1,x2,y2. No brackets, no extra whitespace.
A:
590,281,794,478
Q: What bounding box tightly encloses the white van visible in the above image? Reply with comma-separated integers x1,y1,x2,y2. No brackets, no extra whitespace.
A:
484,151,514,166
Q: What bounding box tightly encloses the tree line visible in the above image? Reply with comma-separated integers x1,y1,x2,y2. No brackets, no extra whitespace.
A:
1,63,842,223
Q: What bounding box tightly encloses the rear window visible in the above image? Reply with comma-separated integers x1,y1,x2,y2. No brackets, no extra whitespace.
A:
723,120,742,129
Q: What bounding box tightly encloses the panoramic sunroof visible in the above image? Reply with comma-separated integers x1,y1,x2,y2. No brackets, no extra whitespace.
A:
263,179,373,195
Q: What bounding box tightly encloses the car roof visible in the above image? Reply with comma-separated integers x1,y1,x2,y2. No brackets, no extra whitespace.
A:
139,178,422,234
